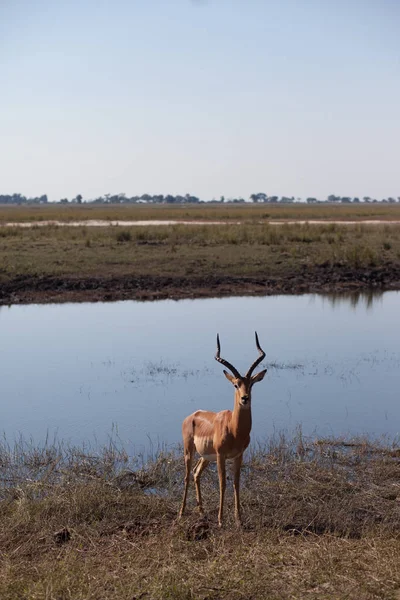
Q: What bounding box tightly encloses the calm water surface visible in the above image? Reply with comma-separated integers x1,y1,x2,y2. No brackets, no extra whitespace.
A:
1,291,400,452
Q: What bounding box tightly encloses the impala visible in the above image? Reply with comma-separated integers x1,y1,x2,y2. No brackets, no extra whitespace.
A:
179,332,267,527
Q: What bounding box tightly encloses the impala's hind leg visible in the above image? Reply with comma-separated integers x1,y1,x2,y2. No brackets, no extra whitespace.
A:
194,458,210,514
179,440,194,518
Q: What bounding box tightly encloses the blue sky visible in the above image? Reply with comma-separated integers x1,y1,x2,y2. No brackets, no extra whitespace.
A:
1,0,399,201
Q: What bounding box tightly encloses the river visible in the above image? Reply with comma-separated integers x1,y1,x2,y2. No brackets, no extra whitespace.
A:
1,291,399,453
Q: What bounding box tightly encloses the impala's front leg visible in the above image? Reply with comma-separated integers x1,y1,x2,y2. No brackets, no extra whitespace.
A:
217,454,226,527
233,454,243,526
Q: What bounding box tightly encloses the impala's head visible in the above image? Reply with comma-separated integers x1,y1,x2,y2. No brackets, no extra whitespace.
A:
215,332,267,408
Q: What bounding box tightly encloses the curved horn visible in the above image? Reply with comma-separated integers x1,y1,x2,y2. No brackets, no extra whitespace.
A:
215,334,241,378
245,332,266,378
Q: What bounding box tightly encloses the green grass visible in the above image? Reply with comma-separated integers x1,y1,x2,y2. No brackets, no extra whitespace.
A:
2,433,400,599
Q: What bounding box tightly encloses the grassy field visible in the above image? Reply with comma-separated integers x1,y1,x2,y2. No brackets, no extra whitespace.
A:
1,220,400,304
2,433,400,599
2,202,400,223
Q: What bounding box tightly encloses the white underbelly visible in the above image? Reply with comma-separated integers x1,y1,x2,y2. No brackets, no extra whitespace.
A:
200,452,241,462
202,454,217,462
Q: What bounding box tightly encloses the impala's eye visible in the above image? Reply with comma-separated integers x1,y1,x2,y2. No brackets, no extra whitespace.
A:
234,384,238,389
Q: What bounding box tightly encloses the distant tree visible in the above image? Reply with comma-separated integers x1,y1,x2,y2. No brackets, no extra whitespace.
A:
388,197,396,203
269,196,279,203
353,197,360,203
185,194,199,203
250,193,267,203
327,194,340,203
75,194,82,204
220,196,225,203
363,196,371,203
306,197,318,203
341,197,352,203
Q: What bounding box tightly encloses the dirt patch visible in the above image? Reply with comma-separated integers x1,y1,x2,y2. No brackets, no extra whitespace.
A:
2,265,400,305
3,218,400,228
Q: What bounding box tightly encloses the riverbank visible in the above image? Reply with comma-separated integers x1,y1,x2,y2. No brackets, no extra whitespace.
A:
1,434,400,599
1,221,400,304
2,265,400,305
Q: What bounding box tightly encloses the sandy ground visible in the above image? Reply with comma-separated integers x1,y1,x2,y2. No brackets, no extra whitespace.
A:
2,219,400,227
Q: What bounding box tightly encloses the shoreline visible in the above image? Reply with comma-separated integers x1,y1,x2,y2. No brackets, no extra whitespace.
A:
2,266,399,305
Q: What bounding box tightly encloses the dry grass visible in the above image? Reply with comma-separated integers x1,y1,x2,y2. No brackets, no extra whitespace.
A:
2,433,400,599
1,222,400,283
2,202,400,223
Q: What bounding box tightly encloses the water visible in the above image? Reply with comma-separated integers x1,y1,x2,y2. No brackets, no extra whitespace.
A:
1,291,400,452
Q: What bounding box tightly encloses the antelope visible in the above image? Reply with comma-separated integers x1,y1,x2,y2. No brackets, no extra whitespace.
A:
179,332,267,527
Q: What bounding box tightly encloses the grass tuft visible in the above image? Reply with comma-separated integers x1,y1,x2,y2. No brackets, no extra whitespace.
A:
115,229,132,243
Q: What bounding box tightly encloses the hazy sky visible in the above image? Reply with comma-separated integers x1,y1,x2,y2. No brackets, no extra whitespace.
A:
1,0,399,201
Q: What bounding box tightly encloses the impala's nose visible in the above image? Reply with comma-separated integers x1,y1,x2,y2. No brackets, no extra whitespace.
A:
241,395,249,404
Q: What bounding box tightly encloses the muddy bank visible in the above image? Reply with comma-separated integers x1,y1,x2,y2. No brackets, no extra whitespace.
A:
2,265,400,305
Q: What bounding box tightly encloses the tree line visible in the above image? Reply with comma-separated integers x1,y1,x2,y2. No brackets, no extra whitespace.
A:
0,193,48,205
1,192,400,205
250,194,400,204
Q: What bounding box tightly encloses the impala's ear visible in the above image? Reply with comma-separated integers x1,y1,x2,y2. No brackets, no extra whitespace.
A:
223,369,235,383
251,369,267,385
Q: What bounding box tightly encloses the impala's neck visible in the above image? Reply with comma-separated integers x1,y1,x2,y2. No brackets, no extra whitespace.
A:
231,391,252,438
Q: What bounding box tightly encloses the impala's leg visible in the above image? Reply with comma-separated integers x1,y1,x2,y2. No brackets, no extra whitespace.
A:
179,442,194,518
194,458,209,514
233,453,243,526
217,454,226,527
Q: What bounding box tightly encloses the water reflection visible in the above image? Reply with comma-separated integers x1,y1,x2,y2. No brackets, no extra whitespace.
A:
1,291,400,449
321,290,384,311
